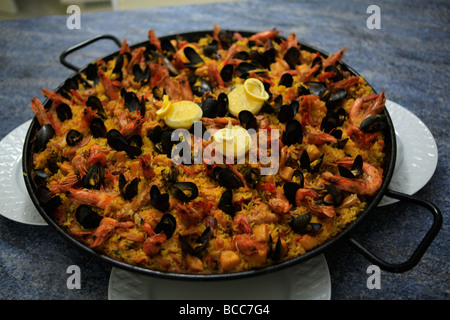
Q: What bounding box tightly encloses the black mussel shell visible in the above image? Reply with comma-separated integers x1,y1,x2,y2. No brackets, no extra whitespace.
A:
326,89,347,109
281,119,302,146
330,129,343,139
201,97,217,118
82,162,104,190
250,49,275,69
267,234,282,262
289,212,322,234
215,167,244,189
34,124,54,153
90,118,107,138
107,129,129,151
311,56,322,68
237,61,262,75
324,184,344,206
127,134,143,159
283,182,301,205
66,129,83,146
220,64,234,82
218,30,234,49
36,185,61,211
133,64,150,83
179,227,211,257
155,130,174,157
202,43,218,57
218,189,238,217
305,82,327,98
277,101,299,123
241,166,260,189
150,185,170,213
233,51,249,61
238,110,257,130
161,38,176,54
192,78,212,97
300,150,324,173
359,114,388,133
86,96,106,118
154,213,176,238
171,182,198,202
292,169,304,187
56,103,72,122
84,63,99,85
320,111,340,133
148,125,163,143
324,65,343,82
152,86,164,100
279,73,293,87
119,174,139,200
334,137,349,149
113,54,125,74
161,166,178,183
216,92,228,117
338,155,363,178
283,47,300,69
183,46,204,69
75,204,103,229
124,91,140,113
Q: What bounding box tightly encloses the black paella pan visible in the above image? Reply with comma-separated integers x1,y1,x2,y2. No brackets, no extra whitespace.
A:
22,31,443,280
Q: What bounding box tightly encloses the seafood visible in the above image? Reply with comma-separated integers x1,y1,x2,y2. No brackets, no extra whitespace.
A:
29,27,387,275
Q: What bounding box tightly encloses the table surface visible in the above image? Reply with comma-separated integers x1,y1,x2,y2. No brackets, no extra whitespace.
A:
0,0,448,300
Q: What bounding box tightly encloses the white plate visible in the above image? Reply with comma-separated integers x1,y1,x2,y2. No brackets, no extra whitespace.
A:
379,100,438,206
0,120,47,225
108,254,331,300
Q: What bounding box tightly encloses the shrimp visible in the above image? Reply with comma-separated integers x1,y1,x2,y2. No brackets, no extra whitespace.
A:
232,234,268,264
120,116,144,138
347,124,379,149
178,75,194,101
330,75,361,91
246,200,280,224
87,144,107,166
295,188,336,218
323,47,346,68
143,233,167,257
306,130,337,145
321,157,383,196
71,152,88,177
97,68,119,100
91,217,134,247
30,97,62,136
233,213,252,234
139,154,155,180
41,89,71,106
268,188,290,215
349,91,386,127
207,62,225,88
248,29,283,41
148,29,162,53
49,183,117,209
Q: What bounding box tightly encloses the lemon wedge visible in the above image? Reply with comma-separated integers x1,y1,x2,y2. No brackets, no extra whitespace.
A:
156,95,203,129
228,78,269,117
213,119,252,159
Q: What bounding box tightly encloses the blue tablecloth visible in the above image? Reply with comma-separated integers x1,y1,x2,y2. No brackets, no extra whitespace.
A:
0,0,448,300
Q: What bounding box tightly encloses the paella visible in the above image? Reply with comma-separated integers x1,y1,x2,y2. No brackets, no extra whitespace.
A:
29,26,387,274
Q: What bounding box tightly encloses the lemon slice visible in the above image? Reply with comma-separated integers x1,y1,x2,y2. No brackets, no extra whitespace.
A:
228,78,269,117
213,120,252,158
157,96,203,129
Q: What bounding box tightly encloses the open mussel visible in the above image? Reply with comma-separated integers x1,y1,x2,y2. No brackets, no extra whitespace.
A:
90,118,107,138
171,182,198,202
218,189,239,217
36,185,61,212
82,162,104,190
132,64,150,84
305,82,327,98
359,114,388,133
241,165,260,189
279,73,293,87
300,150,324,173
34,124,54,153
289,212,322,235
150,185,170,212
238,110,257,130
154,213,177,239
267,234,283,262
127,134,143,159
213,167,244,189
191,78,213,97
66,129,83,146
277,101,299,123
326,89,347,109
56,103,72,122
338,155,363,178
75,204,103,229
161,166,178,183
179,227,211,257
283,47,300,69
283,182,301,205
220,64,234,82
86,96,106,119
123,90,146,116
119,174,139,200
107,129,128,151
281,119,302,146
183,46,205,69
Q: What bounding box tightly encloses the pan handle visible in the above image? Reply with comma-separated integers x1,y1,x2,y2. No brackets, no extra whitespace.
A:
60,34,122,72
348,189,443,273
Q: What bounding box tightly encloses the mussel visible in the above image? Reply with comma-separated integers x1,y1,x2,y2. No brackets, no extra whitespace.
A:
171,182,198,202
281,119,302,146
326,89,347,109
283,182,301,205
183,46,205,69
147,125,163,144
238,110,257,130
36,185,61,212
154,213,177,239
283,47,300,69
218,189,239,217
277,101,299,123
66,129,83,146
154,130,174,157
107,129,128,151
179,227,211,257
119,174,139,200
305,82,327,98
86,96,106,118
75,204,103,229
338,155,363,178
300,150,324,173
90,118,107,138
34,124,54,153
132,64,150,84
161,166,178,183
82,162,104,190
241,166,260,189
267,234,283,262
191,78,213,97
123,91,145,116
56,103,72,122
220,64,234,82
213,167,244,189
150,185,170,213
289,212,322,235
279,73,293,87
127,134,143,159
359,114,388,133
